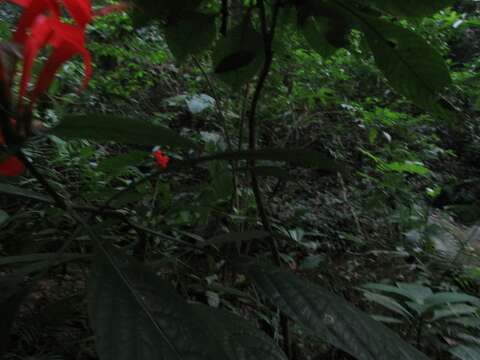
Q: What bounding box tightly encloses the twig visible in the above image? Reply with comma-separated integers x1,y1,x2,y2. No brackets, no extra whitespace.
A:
245,0,281,263
245,2,292,358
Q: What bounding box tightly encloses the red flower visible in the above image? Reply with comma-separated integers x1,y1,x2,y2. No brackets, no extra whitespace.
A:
0,0,127,176
0,155,25,176
153,150,169,169
3,0,125,108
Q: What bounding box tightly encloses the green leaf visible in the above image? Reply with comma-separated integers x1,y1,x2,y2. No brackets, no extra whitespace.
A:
0,253,90,267
190,148,341,173
88,246,286,360
396,283,433,303
359,0,455,17
475,96,480,111
212,21,264,88
360,17,451,113
51,114,196,149
363,291,413,319
0,210,8,226
0,183,52,203
380,161,430,175
97,151,149,177
433,304,478,321
165,12,216,62
298,2,351,57
450,345,480,360
371,315,405,324
361,283,420,301
424,292,480,310
237,259,429,360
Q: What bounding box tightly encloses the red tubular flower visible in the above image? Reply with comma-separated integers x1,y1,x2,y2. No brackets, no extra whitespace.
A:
153,150,169,169
5,0,122,108
0,0,127,176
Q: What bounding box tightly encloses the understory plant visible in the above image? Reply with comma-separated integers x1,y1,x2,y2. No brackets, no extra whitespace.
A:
1,0,478,360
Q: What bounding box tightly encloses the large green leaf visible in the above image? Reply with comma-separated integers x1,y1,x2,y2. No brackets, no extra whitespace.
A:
360,17,451,113
189,148,342,173
357,0,455,17
212,21,264,88
237,259,429,360
0,253,89,267
165,12,216,62
298,1,351,57
51,115,196,149
450,345,480,360
0,183,52,203
88,246,286,360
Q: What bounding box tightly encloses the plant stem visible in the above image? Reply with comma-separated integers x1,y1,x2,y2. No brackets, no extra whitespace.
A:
246,2,292,358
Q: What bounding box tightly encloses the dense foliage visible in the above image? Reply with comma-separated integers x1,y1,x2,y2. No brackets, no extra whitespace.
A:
1,0,480,359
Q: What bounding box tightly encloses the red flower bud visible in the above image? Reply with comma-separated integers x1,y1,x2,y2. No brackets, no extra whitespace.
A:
153,150,169,169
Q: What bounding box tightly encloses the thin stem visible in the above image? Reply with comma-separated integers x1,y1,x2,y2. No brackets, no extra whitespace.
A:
246,3,292,358
246,0,281,262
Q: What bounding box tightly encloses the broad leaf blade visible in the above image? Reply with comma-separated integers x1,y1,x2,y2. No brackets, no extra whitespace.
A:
360,17,451,113
450,345,480,360
298,2,351,57
425,292,480,309
191,305,287,360
51,114,196,148
237,259,429,360
212,21,264,88
358,0,455,18
89,246,285,360
193,148,342,173
0,183,53,203
165,12,216,62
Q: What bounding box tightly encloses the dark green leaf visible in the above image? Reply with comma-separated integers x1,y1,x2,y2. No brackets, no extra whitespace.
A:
237,259,429,360
0,210,8,226
190,148,341,173
88,246,286,360
360,17,451,113
212,21,264,88
203,231,269,248
357,0,455,17
0,253,90,267
165,12,216,62
0,183,52,203
450,345,480,360
51,114,196,148
298,2,351,57
97,151,149,176
214,51,256,73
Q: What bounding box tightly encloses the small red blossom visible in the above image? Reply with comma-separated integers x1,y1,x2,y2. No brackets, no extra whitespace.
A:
0,155,25,176
153,150,169,169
